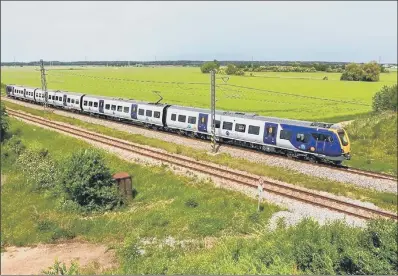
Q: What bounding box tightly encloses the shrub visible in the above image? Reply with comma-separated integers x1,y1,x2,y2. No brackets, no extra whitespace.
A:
42,259,80,275
59,149,124,212
0,101,8,142
17,147,59,190
372,84,397,112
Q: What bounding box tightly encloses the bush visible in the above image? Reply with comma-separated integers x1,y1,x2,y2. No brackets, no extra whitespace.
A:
42,259,80,275
59,149,124,212
372,84,397,112
17,147,59,190
0,101,8,142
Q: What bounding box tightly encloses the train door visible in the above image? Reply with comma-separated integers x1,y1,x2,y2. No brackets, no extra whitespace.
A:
99,100,104,113
131,104,138,120
314,134,326,154
23,89,26,98
63,95,67,106
263,122,278,145
198,113,208,133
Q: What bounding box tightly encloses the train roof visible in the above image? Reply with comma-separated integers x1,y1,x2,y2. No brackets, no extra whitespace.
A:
169,105,337,130
82,94,168,107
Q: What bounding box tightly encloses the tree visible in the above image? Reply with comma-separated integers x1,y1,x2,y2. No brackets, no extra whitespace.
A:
372,84,397,112
200,61,218,73
362,61,381,81
59,149,124,212
225,63,238,75
0,101,8,142
340,61,381,82
340,63,364,81
213,59,220,69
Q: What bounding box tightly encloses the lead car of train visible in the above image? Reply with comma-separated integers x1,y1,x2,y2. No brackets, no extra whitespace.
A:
6,84,351,164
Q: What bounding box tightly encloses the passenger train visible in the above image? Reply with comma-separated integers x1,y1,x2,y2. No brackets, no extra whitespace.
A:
5,84,351,164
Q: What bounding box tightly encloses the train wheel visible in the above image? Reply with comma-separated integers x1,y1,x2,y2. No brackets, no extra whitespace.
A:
308,155,318,163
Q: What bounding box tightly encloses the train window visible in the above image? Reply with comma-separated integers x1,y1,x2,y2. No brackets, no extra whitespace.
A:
154,111,161,118
138,109,144,115
55,96,59,101
105,104,110,110
248,125,260,135
312,133,333,142
215,120,220,128
222,122,233,131
71,99,75,104
94,102,99,108
67,98,71,103
60,97,63,102
83,101,87,106
132,106,137,112
266,126,277,137
76,100,79,104
178,115,186,122
111,105,116,111
117,106,122,112
296,133,310,143
171,114,176,121
124,107,129,113
235,123,246,133
188,116,196,124
146,110,153,117
89,101,93,107
280,130,292,140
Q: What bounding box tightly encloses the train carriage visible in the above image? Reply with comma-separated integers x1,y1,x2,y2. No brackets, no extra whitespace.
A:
12,86,26,100
24,87,36,102
102,97,136,121
64,91,84,111
136,102,167,127
82,95,100,114
33,88,46,104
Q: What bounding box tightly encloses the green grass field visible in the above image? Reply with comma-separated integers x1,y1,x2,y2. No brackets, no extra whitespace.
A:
1,66,397,122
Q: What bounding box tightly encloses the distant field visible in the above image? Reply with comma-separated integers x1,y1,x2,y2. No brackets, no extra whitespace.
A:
1,66,396,122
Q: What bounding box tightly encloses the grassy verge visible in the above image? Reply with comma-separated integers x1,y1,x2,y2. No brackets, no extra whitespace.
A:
1,118,280,247
3,100,397,213
345,112,397,175
2,118,397,275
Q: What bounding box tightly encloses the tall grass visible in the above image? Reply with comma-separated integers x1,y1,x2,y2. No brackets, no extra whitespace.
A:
345,112,397,175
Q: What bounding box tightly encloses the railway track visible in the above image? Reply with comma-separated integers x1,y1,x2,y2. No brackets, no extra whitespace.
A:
4,97,396,182
8,108,398,221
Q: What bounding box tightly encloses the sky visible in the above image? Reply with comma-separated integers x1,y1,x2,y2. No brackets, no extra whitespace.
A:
1,1,397,63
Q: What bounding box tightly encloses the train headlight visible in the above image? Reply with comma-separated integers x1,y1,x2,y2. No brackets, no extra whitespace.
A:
310,147,315,152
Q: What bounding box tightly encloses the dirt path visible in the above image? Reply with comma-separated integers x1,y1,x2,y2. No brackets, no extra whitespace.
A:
1,241,117,275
